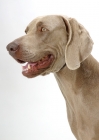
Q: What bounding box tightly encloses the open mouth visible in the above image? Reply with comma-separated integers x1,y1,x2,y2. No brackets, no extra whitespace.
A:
17,54,54,78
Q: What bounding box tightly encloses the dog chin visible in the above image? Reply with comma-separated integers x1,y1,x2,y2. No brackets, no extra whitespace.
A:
22,69,50,78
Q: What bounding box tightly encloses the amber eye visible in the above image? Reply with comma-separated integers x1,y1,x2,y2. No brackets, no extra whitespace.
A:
41,27,47,32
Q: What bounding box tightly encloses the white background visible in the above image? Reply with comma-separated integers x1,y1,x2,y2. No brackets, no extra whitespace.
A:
0,0,99,140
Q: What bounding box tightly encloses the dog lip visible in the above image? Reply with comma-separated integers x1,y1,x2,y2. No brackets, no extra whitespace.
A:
17,59,26,63
16,54,54,64
21,54,55,78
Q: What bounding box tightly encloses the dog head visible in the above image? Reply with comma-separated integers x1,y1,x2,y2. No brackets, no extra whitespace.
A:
6,15,93,78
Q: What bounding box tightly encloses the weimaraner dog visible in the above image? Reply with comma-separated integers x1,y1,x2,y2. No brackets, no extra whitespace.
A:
6,15,99,140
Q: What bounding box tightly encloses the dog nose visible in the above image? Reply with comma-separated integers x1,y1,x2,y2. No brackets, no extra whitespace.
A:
6,42,19,53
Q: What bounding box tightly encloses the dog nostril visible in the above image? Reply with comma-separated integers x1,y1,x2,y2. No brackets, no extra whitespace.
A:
10,46,18,51
7,42,19,52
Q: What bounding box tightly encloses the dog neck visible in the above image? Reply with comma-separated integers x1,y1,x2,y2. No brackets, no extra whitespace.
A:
54,54,99,99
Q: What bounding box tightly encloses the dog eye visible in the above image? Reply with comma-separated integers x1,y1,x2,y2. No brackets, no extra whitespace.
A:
41,27,47,32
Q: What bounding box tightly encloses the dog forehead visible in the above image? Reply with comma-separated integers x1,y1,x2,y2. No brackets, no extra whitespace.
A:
27,15,64,30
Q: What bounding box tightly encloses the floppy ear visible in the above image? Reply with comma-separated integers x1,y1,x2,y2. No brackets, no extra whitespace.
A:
62,17,93,70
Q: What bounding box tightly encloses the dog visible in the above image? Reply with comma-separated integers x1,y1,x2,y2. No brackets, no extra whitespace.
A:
6,15,99,140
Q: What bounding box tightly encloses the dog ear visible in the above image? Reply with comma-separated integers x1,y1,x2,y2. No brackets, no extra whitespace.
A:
62,17,93,70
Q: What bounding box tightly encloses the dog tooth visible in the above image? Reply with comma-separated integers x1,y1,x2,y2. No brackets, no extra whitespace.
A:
28,64,31,69
21,62,27,66
42,57,46,61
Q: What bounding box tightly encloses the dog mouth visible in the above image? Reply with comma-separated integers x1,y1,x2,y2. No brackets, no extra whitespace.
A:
17,54,54,78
